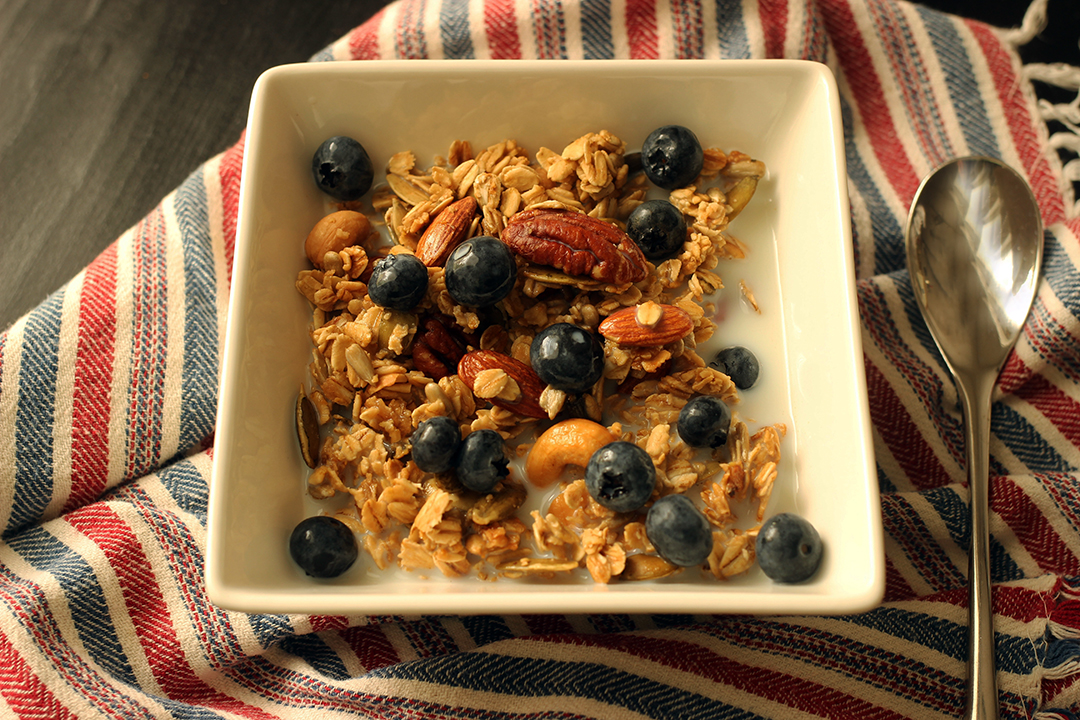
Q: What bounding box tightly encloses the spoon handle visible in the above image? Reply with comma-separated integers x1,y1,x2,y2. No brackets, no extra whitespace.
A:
960,375,999,720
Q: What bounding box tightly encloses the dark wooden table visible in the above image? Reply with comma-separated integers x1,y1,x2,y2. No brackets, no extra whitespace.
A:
2,0,1077,332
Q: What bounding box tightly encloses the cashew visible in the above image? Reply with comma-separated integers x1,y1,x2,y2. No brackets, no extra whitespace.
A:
525,418,615,488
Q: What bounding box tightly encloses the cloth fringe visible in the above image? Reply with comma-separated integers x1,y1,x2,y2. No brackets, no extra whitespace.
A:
1008,0,1080,217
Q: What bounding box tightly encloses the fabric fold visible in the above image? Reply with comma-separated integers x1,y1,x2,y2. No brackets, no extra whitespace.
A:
1,0,1078,717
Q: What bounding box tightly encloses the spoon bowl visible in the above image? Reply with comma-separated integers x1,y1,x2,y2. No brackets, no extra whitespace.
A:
906,156,1042,720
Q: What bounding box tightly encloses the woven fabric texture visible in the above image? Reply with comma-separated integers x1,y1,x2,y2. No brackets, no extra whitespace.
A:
1,0,1078,717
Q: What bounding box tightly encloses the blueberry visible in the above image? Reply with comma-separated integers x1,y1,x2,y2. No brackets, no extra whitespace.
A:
584,441,656,513
645,494,713,567
626,200,687,260
530,323,604,394
456,429,509,493
677,396,732,448
410,415,462,473
709,346,760,390
311,136,374,201
367,253,428,310
444,236,517,307
289,515,358,578
641,125,704,190
755,513,823,583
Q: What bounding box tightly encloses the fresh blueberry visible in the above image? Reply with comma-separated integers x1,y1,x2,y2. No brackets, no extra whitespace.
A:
530,323,605,394
709,346,760,390
584,441,656,513
645,494,713,567
456,429,509,493
410,415,462,474
311,136,374,201
755,513,823,583
626,199,687,260
641,125,704,190
289,515,358,578
444,236,517,307
367,253,428,310
677,396,732,448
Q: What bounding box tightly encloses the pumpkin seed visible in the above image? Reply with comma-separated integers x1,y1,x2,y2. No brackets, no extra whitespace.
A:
295,391,321,469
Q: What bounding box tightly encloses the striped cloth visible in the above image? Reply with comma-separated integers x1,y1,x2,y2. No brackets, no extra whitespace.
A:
1,0,1078,717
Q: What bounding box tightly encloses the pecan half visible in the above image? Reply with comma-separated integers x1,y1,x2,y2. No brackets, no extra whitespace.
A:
457,350,546,419
500,208,647,284
598,303,693,347
415,196,477,266
412,317,468,379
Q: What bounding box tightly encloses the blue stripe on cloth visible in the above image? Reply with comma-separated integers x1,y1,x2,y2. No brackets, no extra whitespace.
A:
1042,229,1080,325
398,616,462,658
372,652,769,720
9,290,63,537
1029,299,1080,383
868,0,955,162
278,634,352,681
992,402,1068,474
159,458,210,521
880,492,966,589
439,0,475,58
714,0,750,59
4,527,153,712
580,0,613,59
799,1,828,62
532,0,568,59
877,464,898,494
671,0,704,58
651,614,696,628
914,6,999,158
396,0,430,59
840,606,1040,676
586,614,637,634
127,210,170,475
175,171,219,454
702,617,965,713
838,96,907,275
459,615,515,646
921,485,1026,583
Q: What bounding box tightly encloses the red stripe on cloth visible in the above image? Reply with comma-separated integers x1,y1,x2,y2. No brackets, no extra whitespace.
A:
219,136,245,287
349,8,386,59
484,0,523,59
558,633,911,719
883,555,918,603
993,476,1080,578
1012,372,1080,449
309,615,351,633
927,583,1059,625
964,20,1067,229
625,0,659,59
864,358,953,490
66,245,119,513
522,613,576,636
758,0,787,59
820,0,920,205
340,624,402,671
0,630,78,720
65,506,278,720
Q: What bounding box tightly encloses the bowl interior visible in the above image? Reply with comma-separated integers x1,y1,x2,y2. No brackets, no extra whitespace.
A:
208,59,881,615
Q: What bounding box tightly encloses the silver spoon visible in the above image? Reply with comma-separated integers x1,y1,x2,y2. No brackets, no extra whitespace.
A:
905,156,1043,720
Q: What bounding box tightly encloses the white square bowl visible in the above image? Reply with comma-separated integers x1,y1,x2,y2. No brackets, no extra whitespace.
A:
208,59,883,616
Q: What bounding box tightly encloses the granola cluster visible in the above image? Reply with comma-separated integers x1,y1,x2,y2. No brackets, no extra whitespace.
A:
295,130,781,584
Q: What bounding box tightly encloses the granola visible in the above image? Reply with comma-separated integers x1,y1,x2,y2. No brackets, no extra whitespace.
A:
296,130,782,584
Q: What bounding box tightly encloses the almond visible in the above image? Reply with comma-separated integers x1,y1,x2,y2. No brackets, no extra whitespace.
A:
415,196,477,266
457,350,546,418
598,303,693,347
